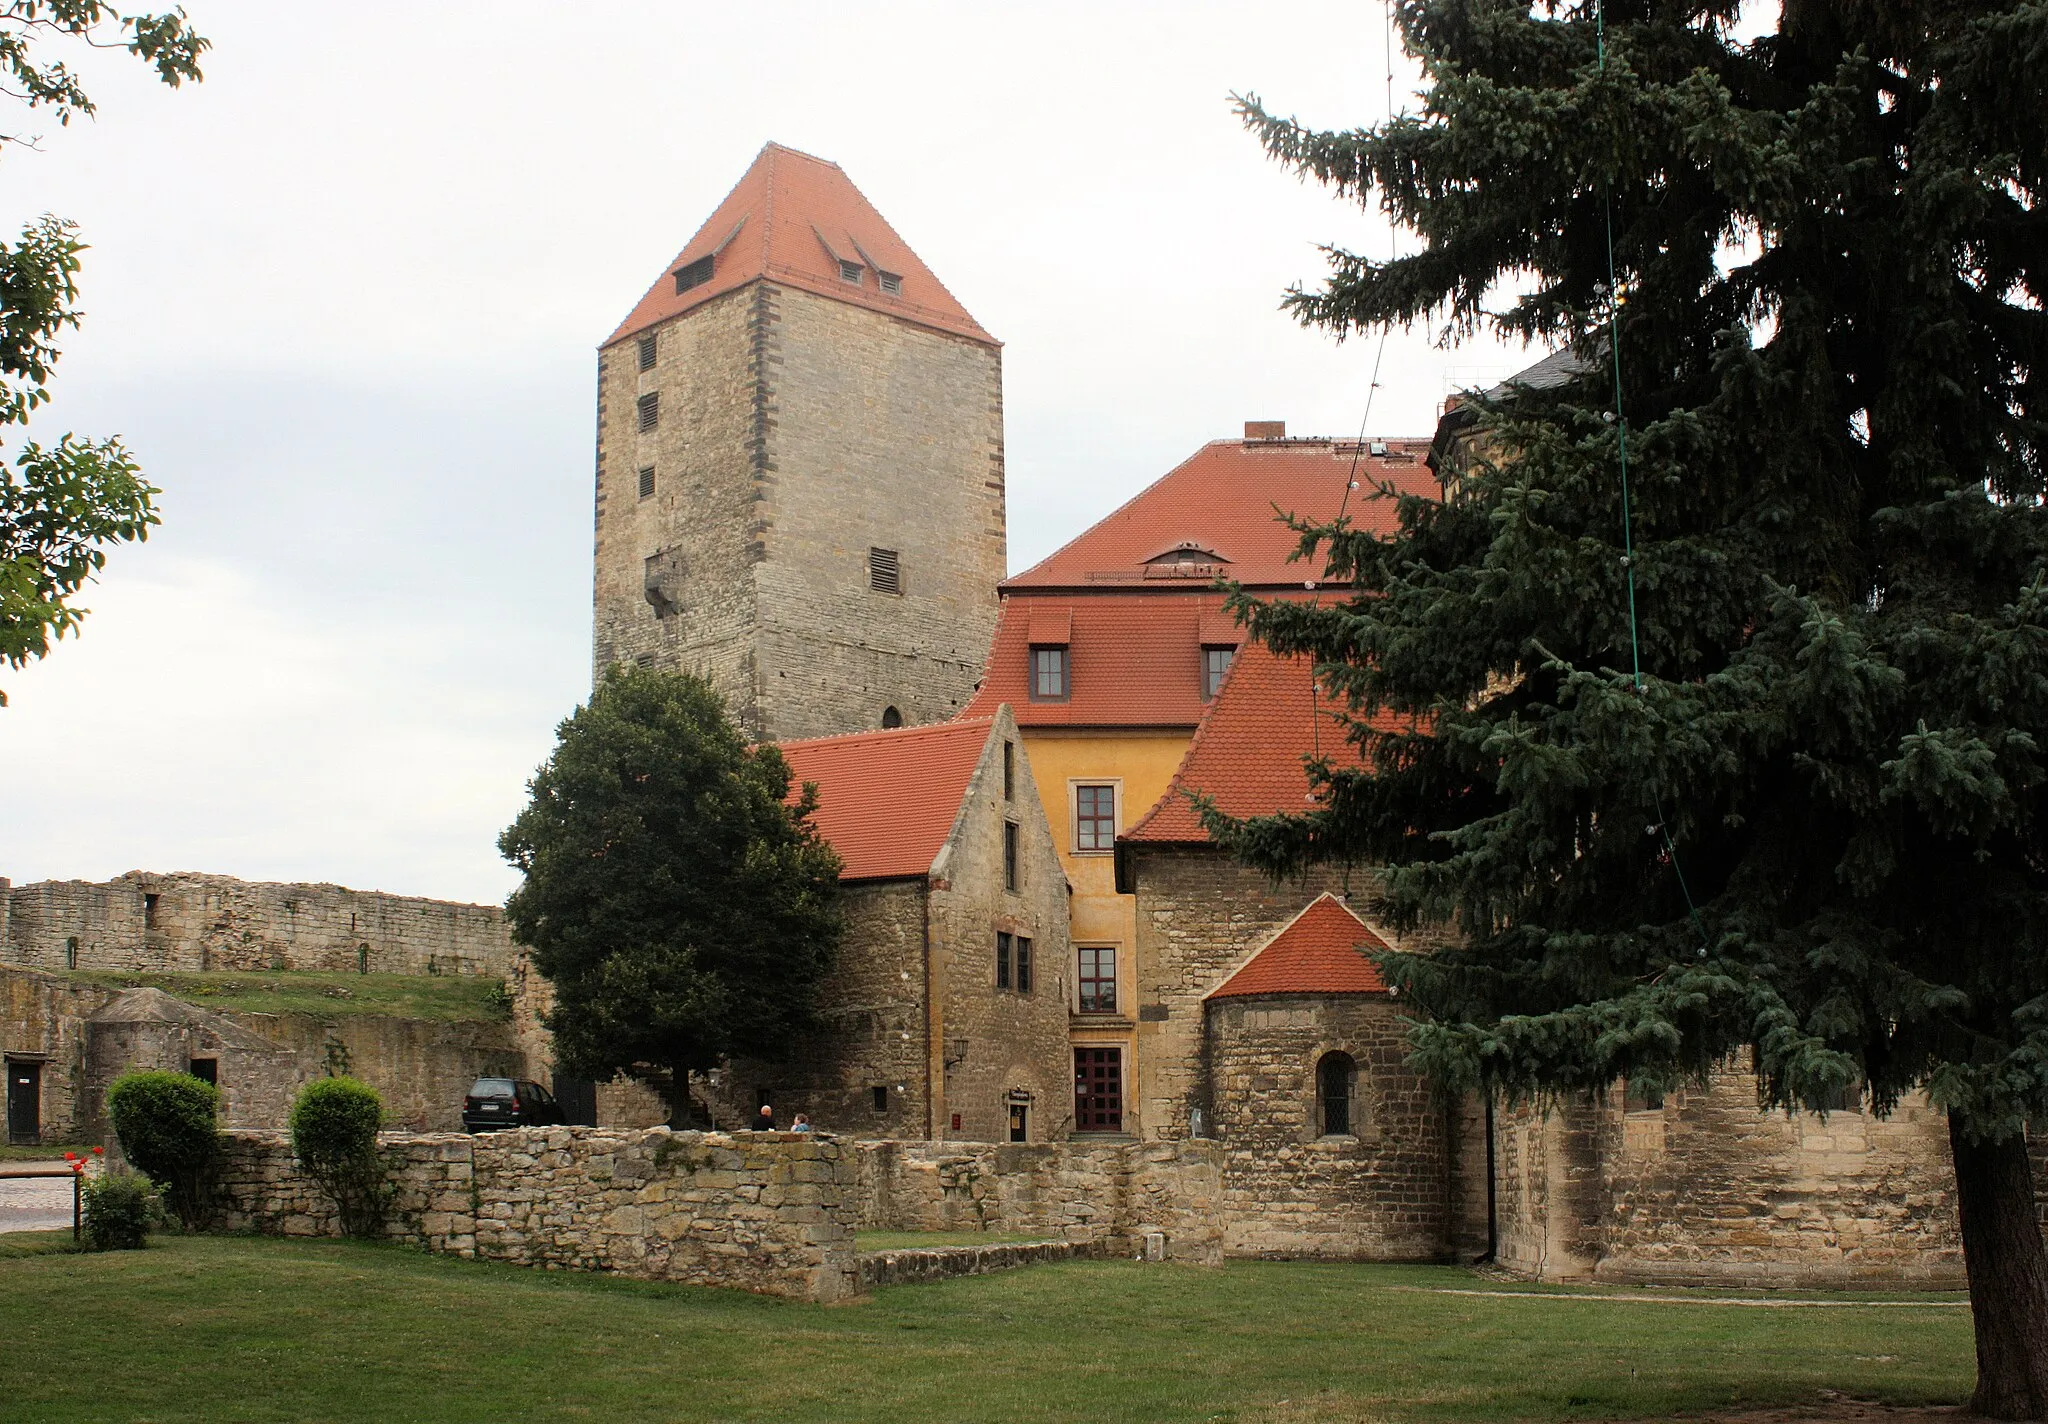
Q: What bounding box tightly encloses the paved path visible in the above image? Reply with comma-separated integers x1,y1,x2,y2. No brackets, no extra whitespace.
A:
0,1175,76,1233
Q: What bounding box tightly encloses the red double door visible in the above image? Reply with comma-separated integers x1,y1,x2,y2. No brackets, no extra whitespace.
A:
1073,1047,1122,1132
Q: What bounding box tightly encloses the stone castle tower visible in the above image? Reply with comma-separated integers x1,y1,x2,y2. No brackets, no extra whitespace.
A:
592,142,1005,742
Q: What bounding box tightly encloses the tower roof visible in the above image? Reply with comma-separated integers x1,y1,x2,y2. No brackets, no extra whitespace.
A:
605,142,995,350
1206,893,1390,999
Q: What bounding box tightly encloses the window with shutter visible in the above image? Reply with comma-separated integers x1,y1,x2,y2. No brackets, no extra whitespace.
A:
673,255,713,293
879,271,902,295
868,546,901,594
637,334,657,371
638,467,655,500
637,393,659,432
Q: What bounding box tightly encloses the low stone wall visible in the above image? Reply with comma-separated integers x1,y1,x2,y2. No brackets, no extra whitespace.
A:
854,1138,1223,1264
212,1127,858,1302
857,1238,1109,1289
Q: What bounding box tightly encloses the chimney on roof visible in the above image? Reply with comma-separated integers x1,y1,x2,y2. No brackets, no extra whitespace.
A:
1244,420,1285,440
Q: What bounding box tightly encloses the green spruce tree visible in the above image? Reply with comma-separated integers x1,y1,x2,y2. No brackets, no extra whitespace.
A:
500,668,843,1122
1230,1,2048,1413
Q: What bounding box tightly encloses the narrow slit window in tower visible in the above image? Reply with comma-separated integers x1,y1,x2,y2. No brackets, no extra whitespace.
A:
638,466,656,500
637,333,657,371
637,393,659,432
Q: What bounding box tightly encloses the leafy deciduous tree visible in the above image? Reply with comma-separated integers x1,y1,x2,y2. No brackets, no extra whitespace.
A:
1230,0,2048,1413
0,3,206,704
499,668,843,1122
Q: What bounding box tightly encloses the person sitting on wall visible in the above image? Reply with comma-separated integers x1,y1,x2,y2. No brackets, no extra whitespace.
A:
753,1103,775,1131
790,1114,811,1133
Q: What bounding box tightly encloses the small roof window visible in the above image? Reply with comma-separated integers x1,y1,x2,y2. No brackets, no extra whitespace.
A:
878,271,902,296
839,259,863,285
674,254,714,294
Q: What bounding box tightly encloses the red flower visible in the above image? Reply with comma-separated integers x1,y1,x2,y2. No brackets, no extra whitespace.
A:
91,1146,103,1155
62,1152,76,1161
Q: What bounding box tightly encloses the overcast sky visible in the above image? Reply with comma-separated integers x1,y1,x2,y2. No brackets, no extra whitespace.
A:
0,1,1535,906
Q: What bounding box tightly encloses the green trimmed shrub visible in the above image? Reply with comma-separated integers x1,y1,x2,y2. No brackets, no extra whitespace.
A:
105,1070,220,1229
80,1171,159,1251
290,1076,389,1237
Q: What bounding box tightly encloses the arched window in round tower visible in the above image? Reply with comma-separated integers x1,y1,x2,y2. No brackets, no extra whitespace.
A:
1317,1051,1357,1137
881,706,903,729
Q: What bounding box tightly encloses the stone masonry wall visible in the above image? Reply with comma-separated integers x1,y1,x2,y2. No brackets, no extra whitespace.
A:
709,711,1069,1143
594,279,1002,745
2,964,524,1143
1204,994,1450,1261
2,872,515,978
1493,1073,1973,1289
1127,850,1373,1140
212,1126,858,1302
930,707,1072,1143
751,285,1003,741
854,1137,1224,1264
709,879,934,1138
592,284,760,705
1,964,105,1141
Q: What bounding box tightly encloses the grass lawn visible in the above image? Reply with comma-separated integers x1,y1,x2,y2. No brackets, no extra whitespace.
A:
58,968,508,1022
0,1233,1972,1423
0,1142,92,1162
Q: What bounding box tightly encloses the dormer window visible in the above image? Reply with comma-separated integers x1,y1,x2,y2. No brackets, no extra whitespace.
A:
674,255,714,294
1203,645,1235,699
1142,542,1230,580
878,271,902,296
1031,646,1069,701
839,259,863,285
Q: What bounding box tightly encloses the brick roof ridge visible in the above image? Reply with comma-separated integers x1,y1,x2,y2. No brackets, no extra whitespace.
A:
1204,892,1391,999
757,140,843,170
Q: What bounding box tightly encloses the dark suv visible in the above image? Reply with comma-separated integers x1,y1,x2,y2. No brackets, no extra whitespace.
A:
462,1076,564,1132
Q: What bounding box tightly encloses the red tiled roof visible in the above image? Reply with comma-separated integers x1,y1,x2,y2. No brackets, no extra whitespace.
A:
1124,637,1385,843
605,143,994,350
778,718,992,883
1207,893,1390,998
1004,437,1437,591
961,594,1241,728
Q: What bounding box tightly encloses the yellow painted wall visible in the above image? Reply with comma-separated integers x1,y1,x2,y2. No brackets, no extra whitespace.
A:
1016,726,1193,1137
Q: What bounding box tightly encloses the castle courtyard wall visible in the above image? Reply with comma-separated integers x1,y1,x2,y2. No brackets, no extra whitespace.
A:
1,872,516,978
1492,1073,1974,1289
853,1137,1223,1264
213,1127,858,1302
2,964,525,1142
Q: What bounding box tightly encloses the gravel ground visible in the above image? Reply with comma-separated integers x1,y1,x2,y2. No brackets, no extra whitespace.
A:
0,1175,78,1233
